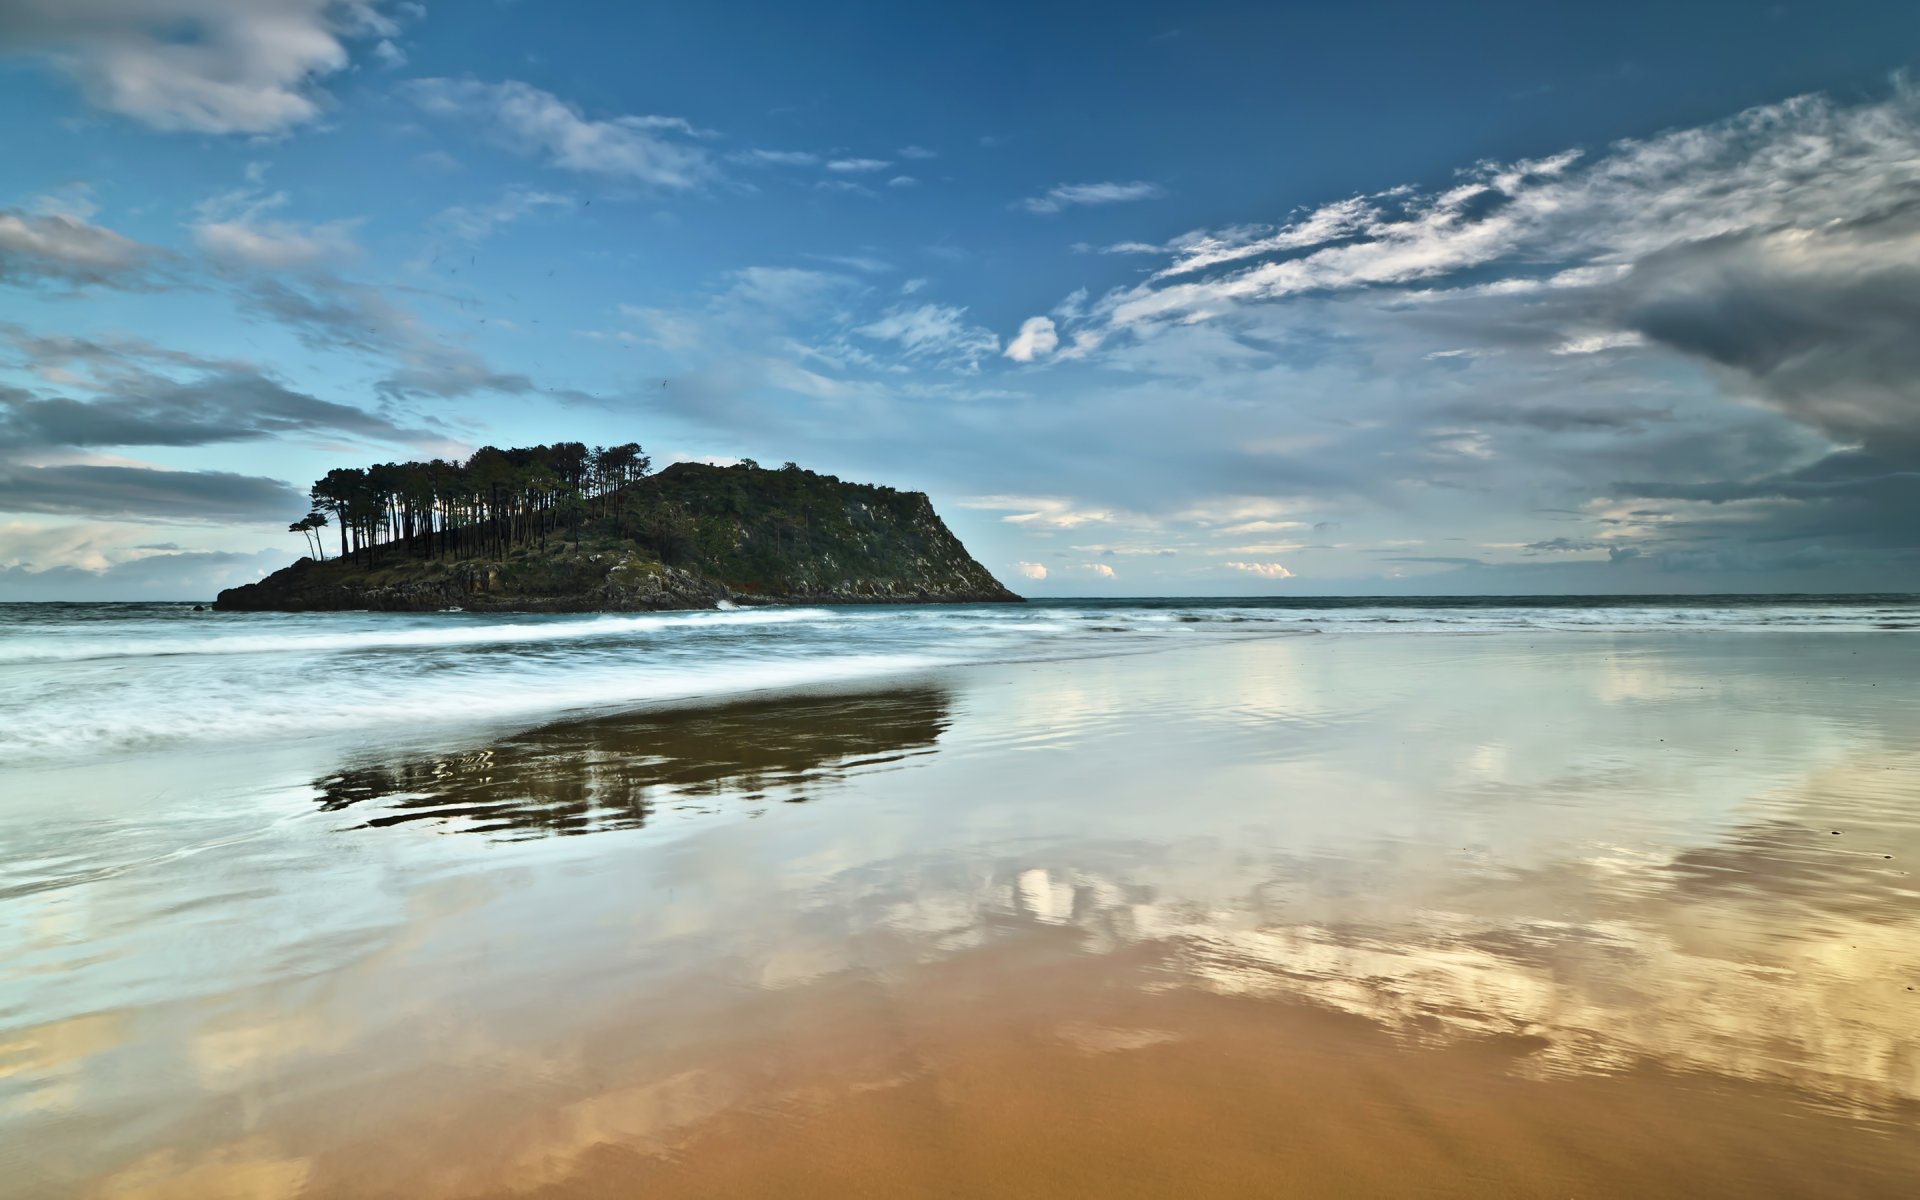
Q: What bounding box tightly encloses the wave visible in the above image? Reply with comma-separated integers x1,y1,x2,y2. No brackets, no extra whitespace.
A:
2,597,1914,766
0,650,942,763
0,606,843,665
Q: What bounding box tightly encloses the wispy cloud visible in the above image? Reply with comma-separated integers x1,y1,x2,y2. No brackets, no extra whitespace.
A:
405,79,713,188
734,149,820,167
857,304,999,368
1017,180,1164,215
431,186,571,242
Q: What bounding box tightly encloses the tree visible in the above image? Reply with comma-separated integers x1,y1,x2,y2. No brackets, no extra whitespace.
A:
293,439,658,564
287,511,328,560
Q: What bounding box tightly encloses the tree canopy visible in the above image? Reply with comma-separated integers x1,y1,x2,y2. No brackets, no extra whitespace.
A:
300,442,650,564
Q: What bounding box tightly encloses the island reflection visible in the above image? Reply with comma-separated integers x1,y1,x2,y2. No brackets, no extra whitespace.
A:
312,685,951,838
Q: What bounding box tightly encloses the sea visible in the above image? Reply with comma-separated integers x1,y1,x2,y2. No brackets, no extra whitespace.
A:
3,594,1916,767
7,593,1920,1194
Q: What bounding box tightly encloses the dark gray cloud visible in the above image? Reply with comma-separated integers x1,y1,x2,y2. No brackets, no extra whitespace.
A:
0,208,166,288
0,369,434,449
243,274,537,400
1524,537,1605,553
0,464,303,522
1621,203,1920,457
1445,400,1673,433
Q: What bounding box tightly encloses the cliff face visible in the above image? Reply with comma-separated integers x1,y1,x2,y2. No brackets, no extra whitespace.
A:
214,462,1021,612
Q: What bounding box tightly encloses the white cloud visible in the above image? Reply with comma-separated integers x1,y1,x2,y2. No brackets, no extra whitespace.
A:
1552,331,1645,355
826,158,891,173
1224,561,1295,579
405,79,711,188
1095,90,1920,331
1013,560,1047,580
195,215,360,269
1018,180,1165,215
0,208,160,286
856,304,999,367
189,185,360,269
809,253,891,274
431,186,570,242
1003,315,1059,363
1083,562,1117,578
26,183,99,222
1152,196,1380,279
0,0,403,134
371,38,406,68
735,149,819,167
962,496,1124,530
887,175,918,188
898,145,938,160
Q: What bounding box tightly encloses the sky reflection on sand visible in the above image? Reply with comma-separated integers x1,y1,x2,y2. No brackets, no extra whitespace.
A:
4,632,1920,1195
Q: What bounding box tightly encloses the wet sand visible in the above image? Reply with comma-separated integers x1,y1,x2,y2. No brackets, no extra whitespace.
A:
6,631,1920,1196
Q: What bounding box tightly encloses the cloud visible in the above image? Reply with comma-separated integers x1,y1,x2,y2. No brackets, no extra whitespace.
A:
0,0,404,134
1619,205,1920,457
1013,560,1047,580
1083,562,1116,578
1017,180,1165,215
0,464,302,522
1003,316,1059,363
240,274,537,400
735,149,819,167
887,176,917,188
808,254,892,275
195,216,360,269
1152,196,1386,278
897,145,937,160
962,496,1124,530
826,158,890,173
430,185,570,242
0,368,433,450
404,78,712,188
856,304,999,368
0,208,162,287
1224,560,1294,578
1096,92,1920,328
1444,400,1673,433
0,546,290,600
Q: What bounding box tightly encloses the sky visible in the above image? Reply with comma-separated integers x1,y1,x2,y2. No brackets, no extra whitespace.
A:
2,1,1920,599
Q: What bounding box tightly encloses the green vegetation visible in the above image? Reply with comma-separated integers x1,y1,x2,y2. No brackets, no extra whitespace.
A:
300,442,651,565
222,445,1020,611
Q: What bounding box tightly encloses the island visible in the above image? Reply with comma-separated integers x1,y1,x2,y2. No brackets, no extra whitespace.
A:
214,443,1020,612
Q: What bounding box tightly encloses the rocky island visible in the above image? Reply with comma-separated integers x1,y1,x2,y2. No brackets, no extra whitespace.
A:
215,444,1019,612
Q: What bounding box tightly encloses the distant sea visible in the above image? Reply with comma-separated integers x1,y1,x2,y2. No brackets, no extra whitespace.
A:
2,594,1915,767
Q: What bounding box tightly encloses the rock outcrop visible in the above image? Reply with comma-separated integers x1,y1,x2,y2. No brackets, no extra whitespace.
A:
215,462,1021,612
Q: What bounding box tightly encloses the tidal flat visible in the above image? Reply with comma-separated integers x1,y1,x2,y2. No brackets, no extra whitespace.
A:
5,620,1920,1197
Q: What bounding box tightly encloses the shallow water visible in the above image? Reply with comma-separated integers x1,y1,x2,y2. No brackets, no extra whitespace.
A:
2,594,1915,764
4,602,1920,1196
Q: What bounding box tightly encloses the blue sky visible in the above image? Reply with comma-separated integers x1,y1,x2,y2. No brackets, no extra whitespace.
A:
3,0,1920,598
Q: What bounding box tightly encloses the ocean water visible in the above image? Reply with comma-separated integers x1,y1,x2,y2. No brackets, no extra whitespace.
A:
2,594,1916,767
7,598,1920,1195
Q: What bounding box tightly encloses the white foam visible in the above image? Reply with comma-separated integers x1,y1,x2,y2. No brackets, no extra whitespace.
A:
0,606,841,665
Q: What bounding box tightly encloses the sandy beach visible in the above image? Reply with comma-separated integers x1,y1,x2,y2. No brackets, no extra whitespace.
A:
6,624,1920,1197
